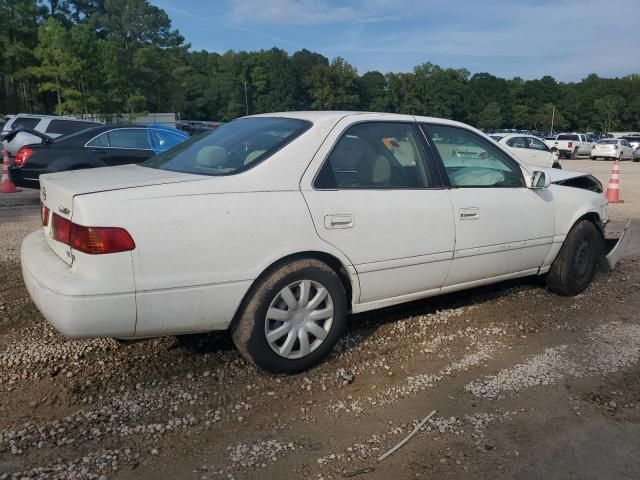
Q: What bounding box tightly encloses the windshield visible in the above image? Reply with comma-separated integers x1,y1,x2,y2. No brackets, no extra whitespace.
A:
598,139,618,145
144,117,311,176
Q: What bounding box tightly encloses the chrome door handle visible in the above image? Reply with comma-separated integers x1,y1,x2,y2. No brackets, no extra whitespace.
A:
459,208,480,220
325,214,353,229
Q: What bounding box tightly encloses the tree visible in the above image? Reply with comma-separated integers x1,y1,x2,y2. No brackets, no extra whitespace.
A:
595,95,625,133
476,101,503,129
30,17,82,114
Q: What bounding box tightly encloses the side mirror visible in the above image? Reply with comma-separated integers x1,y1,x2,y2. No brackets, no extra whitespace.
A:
531,171,551,189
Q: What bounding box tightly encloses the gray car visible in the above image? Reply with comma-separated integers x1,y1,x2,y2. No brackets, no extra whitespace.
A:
621,136,640,162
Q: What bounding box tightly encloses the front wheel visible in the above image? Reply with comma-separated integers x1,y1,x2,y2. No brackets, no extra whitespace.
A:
546,220,603,296
231,259,347,374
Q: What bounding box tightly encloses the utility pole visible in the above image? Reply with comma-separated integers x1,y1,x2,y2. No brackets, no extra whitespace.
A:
550,104,555,136
244,81,249,116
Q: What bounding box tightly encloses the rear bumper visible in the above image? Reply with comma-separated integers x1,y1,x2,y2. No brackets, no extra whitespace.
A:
591,151,618,159
21,231,136,338
8,166,41,189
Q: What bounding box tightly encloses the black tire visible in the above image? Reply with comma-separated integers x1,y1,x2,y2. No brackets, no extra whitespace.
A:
570,148,578,160
546,220,603,296
231,259,347,374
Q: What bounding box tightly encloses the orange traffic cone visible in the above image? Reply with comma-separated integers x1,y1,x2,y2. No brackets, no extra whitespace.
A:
605,159,623,204
1,149,21,193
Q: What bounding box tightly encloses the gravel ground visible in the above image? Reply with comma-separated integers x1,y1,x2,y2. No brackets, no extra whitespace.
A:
1,161,640,479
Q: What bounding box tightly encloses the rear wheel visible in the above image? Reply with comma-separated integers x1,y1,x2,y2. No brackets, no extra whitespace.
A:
231,259,347,374
619,153,623,161
546,220,603,296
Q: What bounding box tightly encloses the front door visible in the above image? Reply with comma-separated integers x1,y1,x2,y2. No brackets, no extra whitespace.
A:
301,117,455,306
422,124,554,287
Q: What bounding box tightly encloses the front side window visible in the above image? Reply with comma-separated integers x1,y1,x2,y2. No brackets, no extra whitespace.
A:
144,117,310,176
424,124,524,188
148,129,189,154
107,129,151,149
314,122,432,189
527,137,549,151
506,137,527,149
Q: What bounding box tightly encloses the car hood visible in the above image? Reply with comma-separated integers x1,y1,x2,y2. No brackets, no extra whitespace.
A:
542,167,591,183
540,167,603,193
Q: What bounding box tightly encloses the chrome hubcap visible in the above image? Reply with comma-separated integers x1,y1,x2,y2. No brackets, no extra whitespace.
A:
265,280,334,360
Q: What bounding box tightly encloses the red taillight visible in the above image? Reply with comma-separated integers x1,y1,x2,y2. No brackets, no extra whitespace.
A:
14,147,33,167
52,213,71,244
567,142,572,149
51,213,135,254
70,224,135,254
42,204,50,227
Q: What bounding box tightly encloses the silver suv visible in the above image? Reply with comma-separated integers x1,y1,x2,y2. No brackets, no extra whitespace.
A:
1,114,102,157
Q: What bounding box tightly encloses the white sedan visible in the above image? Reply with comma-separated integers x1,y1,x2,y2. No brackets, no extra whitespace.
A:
22,112,629,374
591,138,635,161
489,133,561,169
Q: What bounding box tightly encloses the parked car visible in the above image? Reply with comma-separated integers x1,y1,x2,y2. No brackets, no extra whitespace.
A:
590,138,635,161
621,136,640,162
8,125,190,188
546,133,594,159
489,133,561,169
22,112,629,374
1,114,102,157
176,121,221,136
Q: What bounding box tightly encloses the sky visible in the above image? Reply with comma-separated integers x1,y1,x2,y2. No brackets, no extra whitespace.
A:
151,0,640,82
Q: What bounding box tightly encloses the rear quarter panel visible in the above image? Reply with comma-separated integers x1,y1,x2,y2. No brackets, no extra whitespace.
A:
73,179,356,336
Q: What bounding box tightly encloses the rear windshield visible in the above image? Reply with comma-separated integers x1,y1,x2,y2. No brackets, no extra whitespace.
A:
557,134,579,140
598,139,618,144
144,117,311,176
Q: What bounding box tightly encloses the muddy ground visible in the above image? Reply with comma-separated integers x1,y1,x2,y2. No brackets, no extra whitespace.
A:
1,160,639,480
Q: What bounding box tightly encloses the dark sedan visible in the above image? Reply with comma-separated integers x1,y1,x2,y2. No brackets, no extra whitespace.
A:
8,125,190,189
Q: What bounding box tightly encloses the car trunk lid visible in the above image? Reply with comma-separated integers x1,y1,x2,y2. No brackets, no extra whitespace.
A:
40,165,204,265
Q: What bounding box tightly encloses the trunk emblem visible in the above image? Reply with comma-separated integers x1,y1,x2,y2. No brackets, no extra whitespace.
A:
59,206,70,216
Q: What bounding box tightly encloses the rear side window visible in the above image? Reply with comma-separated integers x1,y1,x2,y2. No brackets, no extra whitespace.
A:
506,137,527,148
424,124,524,188
45,120,99,135
144,117,311,176
107,129,151,149
86,132,109,147
315,122,432,189
11,117,40,130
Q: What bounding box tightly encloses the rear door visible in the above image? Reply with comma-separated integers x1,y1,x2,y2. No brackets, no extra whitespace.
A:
301,115,455,306
422,123,554,288
505,136,537,164
525,136,555,168
86,128,153,166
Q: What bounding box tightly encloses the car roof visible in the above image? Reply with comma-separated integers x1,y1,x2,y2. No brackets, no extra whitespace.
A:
248,111,476,130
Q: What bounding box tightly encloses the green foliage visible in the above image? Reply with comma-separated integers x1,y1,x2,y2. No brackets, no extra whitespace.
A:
0,0,638,133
